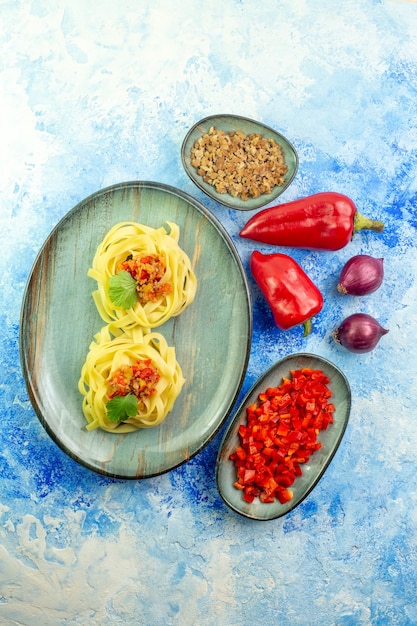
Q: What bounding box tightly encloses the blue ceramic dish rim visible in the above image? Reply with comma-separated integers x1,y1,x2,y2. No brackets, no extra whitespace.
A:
181,113,299,210
215,352,351,520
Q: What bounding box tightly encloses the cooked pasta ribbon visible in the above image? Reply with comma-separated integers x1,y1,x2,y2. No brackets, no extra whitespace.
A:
88,221,197,330
78,324,185,433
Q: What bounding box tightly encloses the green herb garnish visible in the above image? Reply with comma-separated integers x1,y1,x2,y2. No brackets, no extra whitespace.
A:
106,394,138,423
108,270,138,309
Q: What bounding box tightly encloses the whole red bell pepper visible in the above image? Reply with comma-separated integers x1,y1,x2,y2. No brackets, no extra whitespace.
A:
250,251,324,336
240,192,384,251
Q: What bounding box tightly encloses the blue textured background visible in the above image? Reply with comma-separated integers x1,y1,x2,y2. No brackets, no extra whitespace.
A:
2,1,417,624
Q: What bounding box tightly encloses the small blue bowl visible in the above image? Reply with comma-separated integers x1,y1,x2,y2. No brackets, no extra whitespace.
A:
181,114,298,210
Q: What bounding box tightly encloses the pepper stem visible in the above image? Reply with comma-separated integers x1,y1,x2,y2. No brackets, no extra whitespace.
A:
302,318,313,337
353,210,384,234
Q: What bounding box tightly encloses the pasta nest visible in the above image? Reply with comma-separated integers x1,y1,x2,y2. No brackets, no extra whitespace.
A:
78,324,185,433
89,221,197,330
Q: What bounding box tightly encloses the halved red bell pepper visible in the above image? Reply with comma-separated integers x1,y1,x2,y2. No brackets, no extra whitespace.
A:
250,250,324,336
240,192,384,251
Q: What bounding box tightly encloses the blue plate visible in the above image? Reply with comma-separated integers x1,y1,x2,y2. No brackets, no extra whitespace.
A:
20,181,252,479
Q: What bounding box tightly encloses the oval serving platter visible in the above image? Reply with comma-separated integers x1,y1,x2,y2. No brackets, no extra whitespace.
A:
216,353,351,521
20,181,252,479
181,114,299,210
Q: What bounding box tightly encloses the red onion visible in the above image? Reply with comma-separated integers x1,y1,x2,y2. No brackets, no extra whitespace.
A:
333,313,389,353
337,254,384,296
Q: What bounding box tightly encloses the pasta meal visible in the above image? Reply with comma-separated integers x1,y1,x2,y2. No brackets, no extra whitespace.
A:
78,324,185,433
88,221,197,330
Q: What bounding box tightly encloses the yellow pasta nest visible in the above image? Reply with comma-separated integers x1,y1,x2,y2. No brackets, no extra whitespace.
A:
88,221,197,330
78,324,185,433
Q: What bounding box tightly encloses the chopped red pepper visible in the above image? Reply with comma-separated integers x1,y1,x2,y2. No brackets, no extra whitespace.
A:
107,358,160,401
229,368,335,505
117,253,172,304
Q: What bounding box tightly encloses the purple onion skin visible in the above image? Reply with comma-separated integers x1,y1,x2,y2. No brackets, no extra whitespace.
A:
333,313,389,353
337,255,384,296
